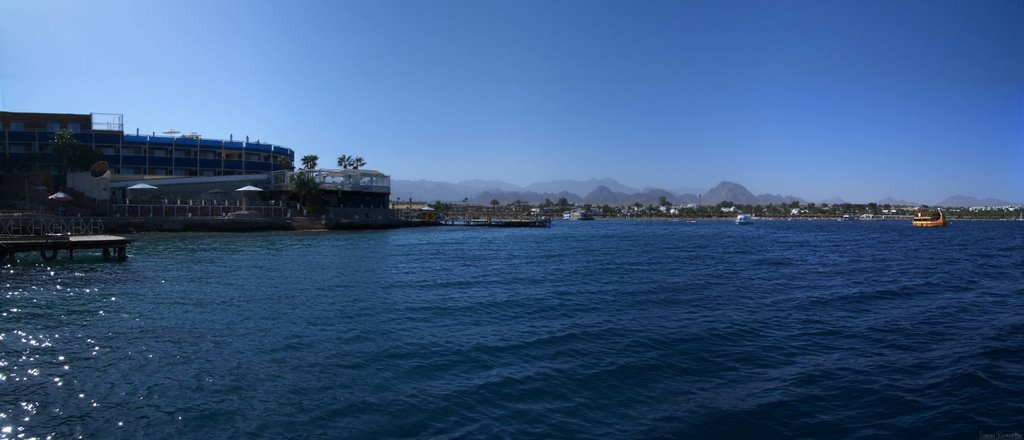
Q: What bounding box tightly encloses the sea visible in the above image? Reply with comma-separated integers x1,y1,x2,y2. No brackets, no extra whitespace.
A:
2,219,1022,439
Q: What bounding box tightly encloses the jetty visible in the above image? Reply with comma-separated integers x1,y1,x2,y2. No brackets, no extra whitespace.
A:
0,233,134,260
440,218,551,228
0,217,131,261
1,235,132,261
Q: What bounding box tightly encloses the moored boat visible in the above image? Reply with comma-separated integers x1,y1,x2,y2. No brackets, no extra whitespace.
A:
912,209,947,227
564,210,594,220
735,214,753,225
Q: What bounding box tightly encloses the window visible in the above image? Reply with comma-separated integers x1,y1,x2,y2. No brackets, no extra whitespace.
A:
46,122,59,132
67,123,81,133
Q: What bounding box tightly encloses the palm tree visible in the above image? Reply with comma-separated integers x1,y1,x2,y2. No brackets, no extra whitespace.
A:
52,129,77,176
351,156,366,170
301,155,319,170
337,155,351,169
290,171,321,212
277,157,294,171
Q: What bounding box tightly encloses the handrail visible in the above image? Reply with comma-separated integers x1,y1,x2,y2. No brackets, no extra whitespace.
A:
111,204,289,218
0,217,104,236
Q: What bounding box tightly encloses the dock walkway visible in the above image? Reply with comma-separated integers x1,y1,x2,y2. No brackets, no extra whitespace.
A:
440,218,551,228
0,235,132,261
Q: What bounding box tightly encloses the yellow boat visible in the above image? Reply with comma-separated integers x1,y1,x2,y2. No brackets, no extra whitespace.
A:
912,209,947,227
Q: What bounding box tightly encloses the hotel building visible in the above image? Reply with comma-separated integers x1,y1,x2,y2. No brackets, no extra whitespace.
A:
0,111,294,177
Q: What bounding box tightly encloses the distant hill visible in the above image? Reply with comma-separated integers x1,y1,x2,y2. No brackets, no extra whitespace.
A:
469,190,580,205
697,181,800,206
393,177,1013,208
938,195,1013,207
701,181,759,205
582,185,634,205
819,197,847,205
756,193,802,205
457,179,521,193
877,197,918,206
391,179,474,202
525,178,638,196
670,186,706,197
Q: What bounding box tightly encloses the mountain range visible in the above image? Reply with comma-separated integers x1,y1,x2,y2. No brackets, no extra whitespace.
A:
390,178,1017,207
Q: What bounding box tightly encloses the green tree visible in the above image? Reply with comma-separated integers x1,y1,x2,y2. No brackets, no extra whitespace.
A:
52,129,101,175
336,155,366,170
290,171,321,211
277,156,294,171
301,155,319,170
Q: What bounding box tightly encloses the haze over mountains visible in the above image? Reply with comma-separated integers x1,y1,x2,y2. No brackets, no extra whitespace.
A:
391,179,1019,207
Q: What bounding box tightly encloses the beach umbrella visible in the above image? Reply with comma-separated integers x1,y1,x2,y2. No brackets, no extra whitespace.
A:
235,185,263,210
126,183,157,204
48,191,73,202
48,191,72,216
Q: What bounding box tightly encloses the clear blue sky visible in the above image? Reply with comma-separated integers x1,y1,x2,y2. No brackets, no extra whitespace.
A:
2,0,1022,203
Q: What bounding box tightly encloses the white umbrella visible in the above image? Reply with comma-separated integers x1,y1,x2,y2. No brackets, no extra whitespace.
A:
48,191,73,202
49,191,72,216
126,183,157,204
235,185,263,210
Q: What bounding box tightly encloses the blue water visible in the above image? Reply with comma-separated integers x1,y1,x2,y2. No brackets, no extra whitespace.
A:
2,220,1023,439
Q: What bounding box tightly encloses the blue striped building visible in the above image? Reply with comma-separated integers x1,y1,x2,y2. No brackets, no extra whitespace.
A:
1,111,294,177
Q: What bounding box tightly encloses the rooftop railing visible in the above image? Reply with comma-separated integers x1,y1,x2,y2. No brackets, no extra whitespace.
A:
90,113,124,132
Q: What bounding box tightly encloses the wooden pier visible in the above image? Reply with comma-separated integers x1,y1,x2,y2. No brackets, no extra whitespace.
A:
0,235,132,261
440,218,551,228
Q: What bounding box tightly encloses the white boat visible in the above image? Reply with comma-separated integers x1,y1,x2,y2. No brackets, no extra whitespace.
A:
736,214,753,225
566,210,594,220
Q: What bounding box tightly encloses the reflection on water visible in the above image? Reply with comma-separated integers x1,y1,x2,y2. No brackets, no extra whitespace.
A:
2,221,1023,438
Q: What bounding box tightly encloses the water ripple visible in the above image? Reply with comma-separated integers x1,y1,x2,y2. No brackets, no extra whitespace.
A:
1,221,1022,438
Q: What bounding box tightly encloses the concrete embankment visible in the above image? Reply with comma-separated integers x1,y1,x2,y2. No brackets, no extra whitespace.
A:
105,217,293,233
103,215,423,233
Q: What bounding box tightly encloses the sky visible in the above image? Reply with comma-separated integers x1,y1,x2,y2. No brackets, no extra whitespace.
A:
1,0,1022,204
